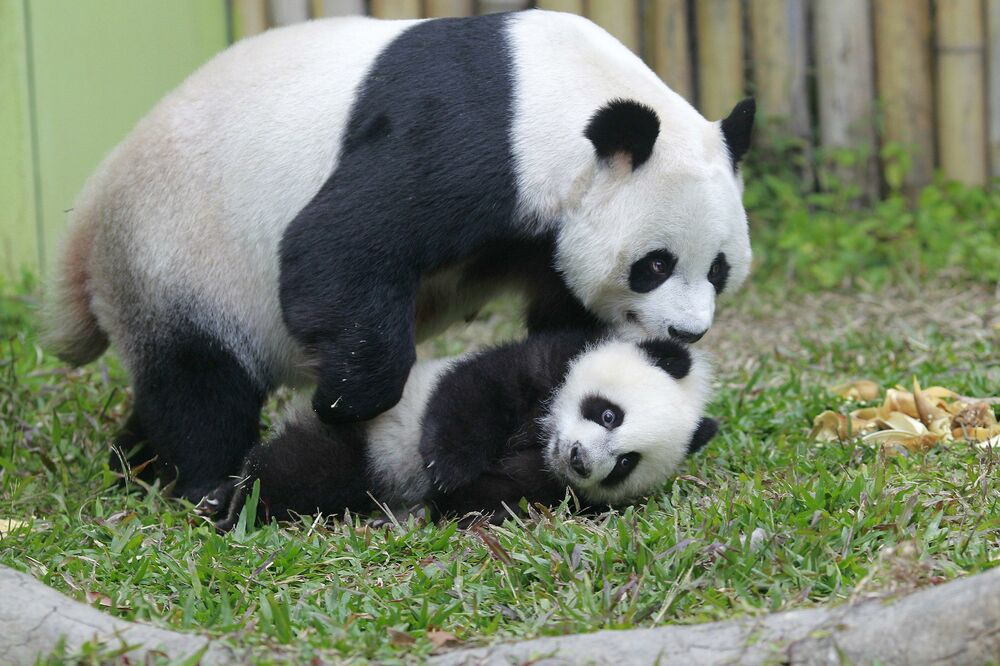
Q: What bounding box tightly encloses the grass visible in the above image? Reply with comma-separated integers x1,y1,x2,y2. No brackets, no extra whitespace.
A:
2,270,998,664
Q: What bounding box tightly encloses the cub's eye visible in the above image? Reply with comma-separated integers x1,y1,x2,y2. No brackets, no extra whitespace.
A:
650,258,668,275
601,452,642,487
581,396,624,430
617,453,636,469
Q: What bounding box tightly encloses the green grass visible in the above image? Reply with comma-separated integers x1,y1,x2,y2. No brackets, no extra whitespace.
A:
2,267,998,663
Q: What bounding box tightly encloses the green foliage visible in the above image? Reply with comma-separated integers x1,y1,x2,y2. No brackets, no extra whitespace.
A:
743,144,1000,291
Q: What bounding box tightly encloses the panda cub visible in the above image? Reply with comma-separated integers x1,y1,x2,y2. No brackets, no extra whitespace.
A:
216,332,716,529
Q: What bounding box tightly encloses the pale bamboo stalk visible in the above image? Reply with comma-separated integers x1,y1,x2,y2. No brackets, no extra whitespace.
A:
814,0,878,199
588,0,641,54
477,0,528,13
646,0,693,101
986,0,1000,179
370,0,422,19
268,0,310,25
232,0,268,37
748,0,809,141
935,0,987,185
426,0,474,16
873,0,934,192
310,0,366,16
695,0,743,120
536,0,584,13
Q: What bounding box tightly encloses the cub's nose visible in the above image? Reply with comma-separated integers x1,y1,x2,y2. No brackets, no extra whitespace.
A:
668,326,706,344
569,445,590,478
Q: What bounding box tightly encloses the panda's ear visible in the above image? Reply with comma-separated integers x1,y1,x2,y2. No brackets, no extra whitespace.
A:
720,97,756,170
637,338,691,380
688,417,718,454
584,99,660,171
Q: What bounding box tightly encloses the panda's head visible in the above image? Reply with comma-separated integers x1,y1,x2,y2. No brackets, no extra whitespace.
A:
541,337,716,506
555,97,755,344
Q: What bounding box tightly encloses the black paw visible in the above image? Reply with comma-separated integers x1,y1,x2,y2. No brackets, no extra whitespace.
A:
423,451,490,496
312,376,404,425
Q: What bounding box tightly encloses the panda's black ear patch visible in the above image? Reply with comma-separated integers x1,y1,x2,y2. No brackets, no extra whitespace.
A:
688,417,718,455
720,97,756,170
584,99,660,170
637,338,691,380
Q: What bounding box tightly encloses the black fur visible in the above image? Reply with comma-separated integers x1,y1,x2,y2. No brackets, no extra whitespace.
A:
636,338,692,380
584,99,661,170
599,452,640,488
689,417,718,454
131,325,267,503
628,249,677,293
279,14,522,425
720,97,756,170
708,252,730,294
215,419,371,532
420,330,598,495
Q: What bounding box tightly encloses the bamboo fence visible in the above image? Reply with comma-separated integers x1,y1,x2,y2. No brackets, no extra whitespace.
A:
231,0,1000,194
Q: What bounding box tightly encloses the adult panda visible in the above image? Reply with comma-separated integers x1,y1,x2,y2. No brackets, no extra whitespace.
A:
214,332,717,530
43,10,753,503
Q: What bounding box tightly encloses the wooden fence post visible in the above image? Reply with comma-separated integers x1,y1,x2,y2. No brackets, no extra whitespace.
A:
231,0,268,37
646,0,693,101
935,0,987,185
587,1,641,54
268,0,309,25
814,0,878,200
748,0,810,152
310,0,366,16
370,0,423,19
872,0,934,193
695,0,743,120
986,0,1000,180
535,0,584,13
426,0,475,16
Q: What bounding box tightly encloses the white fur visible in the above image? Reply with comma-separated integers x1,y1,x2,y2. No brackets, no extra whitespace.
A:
365,356,456,505
542,339,713,505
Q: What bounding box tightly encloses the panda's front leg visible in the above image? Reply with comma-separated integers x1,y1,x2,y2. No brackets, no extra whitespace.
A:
309,290,418,425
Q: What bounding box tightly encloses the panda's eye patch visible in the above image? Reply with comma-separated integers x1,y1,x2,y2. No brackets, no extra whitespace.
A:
629,249,677,293
581,396,624,430
707,252,730,293
601,452,641,487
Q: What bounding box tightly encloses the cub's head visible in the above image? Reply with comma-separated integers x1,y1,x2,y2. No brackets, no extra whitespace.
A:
556,97,755,344
541,337,717,505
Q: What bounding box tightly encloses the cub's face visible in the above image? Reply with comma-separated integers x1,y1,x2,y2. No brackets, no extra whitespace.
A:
542,339,714,505
556,98,754,344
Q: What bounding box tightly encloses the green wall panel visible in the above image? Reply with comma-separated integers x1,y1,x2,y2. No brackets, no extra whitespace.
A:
0,0,38,279
20,0,228,278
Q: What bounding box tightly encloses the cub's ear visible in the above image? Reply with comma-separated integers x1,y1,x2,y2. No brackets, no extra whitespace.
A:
688,417,718,454
584,99,660,170
637,338,691,380
720,97,755,170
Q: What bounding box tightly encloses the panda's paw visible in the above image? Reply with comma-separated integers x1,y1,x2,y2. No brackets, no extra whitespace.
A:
193,479,237,518
312,377,404,425
424,455,483,495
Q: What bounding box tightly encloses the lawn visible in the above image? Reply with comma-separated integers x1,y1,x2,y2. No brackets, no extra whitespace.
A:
1,178,998,663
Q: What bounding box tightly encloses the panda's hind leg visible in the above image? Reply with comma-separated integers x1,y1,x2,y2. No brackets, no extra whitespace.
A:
130,327,268,505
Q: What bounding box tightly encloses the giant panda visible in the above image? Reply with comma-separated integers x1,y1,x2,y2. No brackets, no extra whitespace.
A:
214,331,717,530
42,10,753,503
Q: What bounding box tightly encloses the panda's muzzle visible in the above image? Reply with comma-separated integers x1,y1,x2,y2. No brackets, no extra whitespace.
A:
569,444,590,478
668,326,706,344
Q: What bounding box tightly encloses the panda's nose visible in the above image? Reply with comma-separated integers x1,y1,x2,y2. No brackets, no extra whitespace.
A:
569,445,590,478
668,326,706,344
